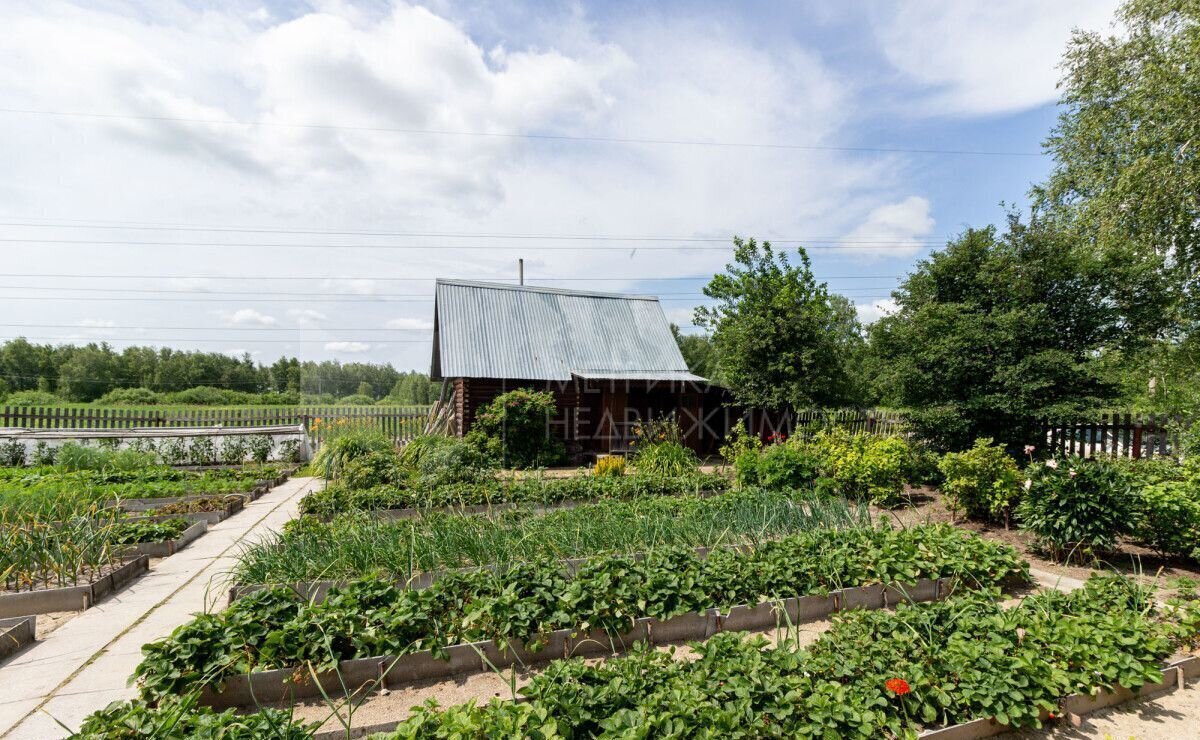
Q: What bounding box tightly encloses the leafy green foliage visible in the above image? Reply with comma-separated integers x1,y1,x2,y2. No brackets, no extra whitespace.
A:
1133,478,1200,559
0,439,25,467
465,389,566,469
312,426,394,480
812,430,914,507
735,441,821,490
55,443,157,473
72,696,316,740
298,472,730,516
938,438,1022,523
136,525,1028,699
110,517,190,545
695,238,865,410
869,219,1137,452
381,574,1193,738
1016,458,1136,559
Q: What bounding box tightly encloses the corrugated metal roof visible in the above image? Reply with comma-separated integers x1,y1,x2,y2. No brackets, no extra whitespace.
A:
432,279,705,382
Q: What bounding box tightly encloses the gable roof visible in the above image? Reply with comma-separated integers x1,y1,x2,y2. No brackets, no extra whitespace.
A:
431,279,706,382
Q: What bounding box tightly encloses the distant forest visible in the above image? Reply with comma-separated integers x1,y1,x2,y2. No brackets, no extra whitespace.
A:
0,338,440,405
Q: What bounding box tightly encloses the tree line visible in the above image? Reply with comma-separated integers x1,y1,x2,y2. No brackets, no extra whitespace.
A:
0,339,440,406
679,0,1199,451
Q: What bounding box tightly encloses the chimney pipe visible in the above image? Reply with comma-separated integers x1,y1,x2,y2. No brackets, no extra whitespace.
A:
519,258,524,286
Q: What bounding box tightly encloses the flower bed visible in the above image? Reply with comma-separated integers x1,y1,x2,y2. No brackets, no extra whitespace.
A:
297,472,731,517
133,525,1028,701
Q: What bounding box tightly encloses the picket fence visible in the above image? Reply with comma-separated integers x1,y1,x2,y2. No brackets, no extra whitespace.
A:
1040,412,1184,460
0,405,431,444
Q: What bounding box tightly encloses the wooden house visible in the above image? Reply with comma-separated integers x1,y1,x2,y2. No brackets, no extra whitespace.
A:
430,279,731,458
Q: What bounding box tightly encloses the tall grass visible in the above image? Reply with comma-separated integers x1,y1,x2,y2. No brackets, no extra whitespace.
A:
234,489,870,584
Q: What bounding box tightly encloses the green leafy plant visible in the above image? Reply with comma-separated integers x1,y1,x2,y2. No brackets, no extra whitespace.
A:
592,455,626,478
187,437,216,466
158,438,188,466
1017,457,1135,560
734,440,821,490
0,439,26,467
1133,480,1200,559
341,449,405,490
719,419,761,465
279,438,302,463
464,389,566,469
32,441,57,467
312,428,393,480
938,438,1022,524
219,436,248,465
811,429,914,506
247,435,274,464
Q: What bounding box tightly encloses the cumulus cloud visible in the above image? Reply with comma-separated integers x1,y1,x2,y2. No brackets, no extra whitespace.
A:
325,341,371,353
855,299,898,324
220,308,277,326
841,196,935,258
385,317,434,331
868,1,1119,116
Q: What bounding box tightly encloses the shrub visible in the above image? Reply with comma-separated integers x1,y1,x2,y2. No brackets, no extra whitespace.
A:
32,441,57,467
342,449,405,490
735,441,820,490
279,438,303,463
313,428,393,480
813,430,914,507
247,435,274,464
938,438,1022,524
397,434,453,469
1133,481,1200,560
1017,458,1135,559
164,386,247,405
187,437,217,466
719,420,761,464
0,439,26,467
465,389,565,469
336,394,376,405
416,437,496,486
593,455,626,478
3,390,60,407
219,437,248,465
159,438,188,465
632,440,698,478
93,387,165,405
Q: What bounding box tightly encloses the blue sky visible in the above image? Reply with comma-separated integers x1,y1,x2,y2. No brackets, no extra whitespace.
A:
0,0,1119,369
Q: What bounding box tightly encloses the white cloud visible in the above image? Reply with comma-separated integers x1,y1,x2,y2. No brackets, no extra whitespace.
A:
220,308,277,326
288,308,328,326
78,318,117,336
856,299,898,324
385,317,433,331
841,196,935,258
869,1,1120,115
325,341,372,353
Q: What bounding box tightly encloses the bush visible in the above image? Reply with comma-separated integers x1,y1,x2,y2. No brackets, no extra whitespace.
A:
32,441,57,467
813,430,914,507
718,420,761,465
735,441,820,490
187,437,217,466
938,438,1022,524
0,439,26,467
248,435,274,464
630,418,698,477
342,449,405,490
593,455,626,477
1133,480,1200,560
4,390,61,407
159,438,188,465
1016,458,1135,559
164,386,251,405
336,394,376,405
219,437,248,465
415,437,496,486
465,389,566,469
313,428,394,480
93,387,165,405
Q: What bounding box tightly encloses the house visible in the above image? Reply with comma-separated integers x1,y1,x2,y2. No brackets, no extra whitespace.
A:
429,279,731,458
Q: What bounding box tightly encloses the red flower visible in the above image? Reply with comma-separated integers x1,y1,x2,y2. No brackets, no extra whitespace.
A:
885,678,911,696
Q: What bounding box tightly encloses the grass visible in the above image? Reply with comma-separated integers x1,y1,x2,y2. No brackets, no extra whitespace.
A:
234,488,871,584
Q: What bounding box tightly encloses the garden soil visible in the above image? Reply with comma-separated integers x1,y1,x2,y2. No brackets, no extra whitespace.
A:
1001,681,1200,739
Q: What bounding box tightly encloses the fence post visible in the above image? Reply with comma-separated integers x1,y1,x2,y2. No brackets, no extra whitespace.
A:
1132,414,1143,460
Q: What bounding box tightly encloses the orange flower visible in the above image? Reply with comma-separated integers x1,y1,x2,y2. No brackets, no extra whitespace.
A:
885,678,911,696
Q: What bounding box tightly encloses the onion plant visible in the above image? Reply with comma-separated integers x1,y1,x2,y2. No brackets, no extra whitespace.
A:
234,488,870,584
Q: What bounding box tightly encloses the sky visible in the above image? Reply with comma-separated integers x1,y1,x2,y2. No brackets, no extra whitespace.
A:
0,0,1122,372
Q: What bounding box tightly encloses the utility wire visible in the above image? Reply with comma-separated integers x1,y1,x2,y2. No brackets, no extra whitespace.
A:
0,272,901,281
0,107,1044,157
0,238,942,251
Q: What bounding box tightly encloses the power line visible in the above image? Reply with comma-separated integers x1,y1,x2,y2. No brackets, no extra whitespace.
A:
0,107,1045,157
0,322,706,332
0,238,942,251
0,285,891,298
0,336,429,344
0,272,902,282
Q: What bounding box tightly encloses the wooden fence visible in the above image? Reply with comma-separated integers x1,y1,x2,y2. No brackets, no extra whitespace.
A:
1041,412,1185,460
0,405,431,444
744,408,908,441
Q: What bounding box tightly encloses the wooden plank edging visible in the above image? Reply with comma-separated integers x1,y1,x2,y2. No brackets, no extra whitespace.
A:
200,578,951,709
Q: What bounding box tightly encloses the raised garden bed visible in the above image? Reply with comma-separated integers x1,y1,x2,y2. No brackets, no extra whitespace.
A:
201,578,954,709
125,520,208,558
0,615,36,661
0,555,149,618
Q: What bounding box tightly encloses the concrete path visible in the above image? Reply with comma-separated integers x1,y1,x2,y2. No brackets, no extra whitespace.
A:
0,476,322,739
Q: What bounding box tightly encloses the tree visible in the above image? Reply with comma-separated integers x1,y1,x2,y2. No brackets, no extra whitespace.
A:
670,325,719,381
869,217,1141,451
1034,0,1199,330
695,238,864,410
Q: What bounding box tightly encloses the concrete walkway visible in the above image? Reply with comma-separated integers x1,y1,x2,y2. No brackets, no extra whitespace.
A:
0,476,322,739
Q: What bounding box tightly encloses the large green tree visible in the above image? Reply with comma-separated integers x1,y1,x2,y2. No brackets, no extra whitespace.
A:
869,217,1149,451
1034,0,1199,330
670,324,719,381
695,238,864,410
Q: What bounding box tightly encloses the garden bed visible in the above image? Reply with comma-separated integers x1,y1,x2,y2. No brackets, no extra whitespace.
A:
124,520,208,558
0,615,36,661
0,555,149,618
201,578,954,709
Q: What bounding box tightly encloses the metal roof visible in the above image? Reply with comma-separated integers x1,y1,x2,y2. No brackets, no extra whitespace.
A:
431,279,707,382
